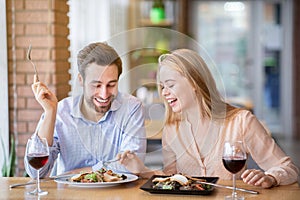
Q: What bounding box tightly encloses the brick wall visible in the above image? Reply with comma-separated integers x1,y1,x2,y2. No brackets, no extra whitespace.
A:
6,0,70,176
294,0,300,139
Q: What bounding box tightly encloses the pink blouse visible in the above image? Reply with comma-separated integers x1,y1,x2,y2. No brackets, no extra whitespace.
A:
162,110,299,185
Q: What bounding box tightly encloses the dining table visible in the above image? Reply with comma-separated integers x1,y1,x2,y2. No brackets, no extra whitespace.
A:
1,176,299,200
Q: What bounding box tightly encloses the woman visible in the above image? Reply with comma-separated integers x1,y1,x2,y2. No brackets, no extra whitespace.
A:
119,49,299,188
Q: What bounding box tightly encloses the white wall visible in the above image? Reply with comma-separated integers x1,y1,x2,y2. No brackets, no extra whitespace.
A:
68,0,111,96
68,0,130,96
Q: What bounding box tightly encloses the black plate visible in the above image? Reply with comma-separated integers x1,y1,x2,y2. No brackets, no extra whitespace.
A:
140,175,219,195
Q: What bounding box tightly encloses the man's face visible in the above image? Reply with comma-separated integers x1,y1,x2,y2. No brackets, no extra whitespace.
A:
80,63,119,115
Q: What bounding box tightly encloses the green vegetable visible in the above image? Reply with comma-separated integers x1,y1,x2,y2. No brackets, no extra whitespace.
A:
162,184,174,190
84,173,97,182
205,184,212,190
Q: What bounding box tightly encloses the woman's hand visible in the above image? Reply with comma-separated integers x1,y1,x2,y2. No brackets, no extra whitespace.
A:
31,74,58,112
241,169,277,188
118,150,147,175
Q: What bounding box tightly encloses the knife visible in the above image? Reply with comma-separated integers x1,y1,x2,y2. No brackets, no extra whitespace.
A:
197,181,259,194
9,174,72,188
184,175,259,195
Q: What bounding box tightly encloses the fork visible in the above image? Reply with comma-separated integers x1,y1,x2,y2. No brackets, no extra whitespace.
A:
26,44,39,82
103,157,121,168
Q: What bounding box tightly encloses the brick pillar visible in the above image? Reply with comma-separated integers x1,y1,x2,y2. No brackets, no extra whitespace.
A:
6,0,70,176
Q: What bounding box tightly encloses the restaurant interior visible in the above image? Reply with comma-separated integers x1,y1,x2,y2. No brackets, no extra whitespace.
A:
1,0,300,183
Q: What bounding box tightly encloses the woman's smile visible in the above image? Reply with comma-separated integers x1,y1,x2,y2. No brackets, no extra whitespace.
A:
167,98,178,107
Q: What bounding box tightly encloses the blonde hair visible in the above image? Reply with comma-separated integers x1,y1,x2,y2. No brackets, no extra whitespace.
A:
157,49,241,126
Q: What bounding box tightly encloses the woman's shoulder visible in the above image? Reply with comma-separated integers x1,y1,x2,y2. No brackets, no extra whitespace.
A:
229,109,269,133
225,109,259,129
231,109,255,121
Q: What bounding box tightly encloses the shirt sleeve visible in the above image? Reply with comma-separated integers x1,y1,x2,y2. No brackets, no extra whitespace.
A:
162,127,177,175
24,114,60,178
120,101,147,161
242,111,299,185
24,132,60,178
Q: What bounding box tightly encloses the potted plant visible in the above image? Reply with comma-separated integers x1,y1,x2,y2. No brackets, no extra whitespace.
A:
150,0,165,24
1,135,16,177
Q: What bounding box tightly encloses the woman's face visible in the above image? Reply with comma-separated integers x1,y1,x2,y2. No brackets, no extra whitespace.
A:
159,65,197,113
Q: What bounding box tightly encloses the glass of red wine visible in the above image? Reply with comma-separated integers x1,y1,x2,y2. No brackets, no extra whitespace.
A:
26,135,49,196
222,141,247,200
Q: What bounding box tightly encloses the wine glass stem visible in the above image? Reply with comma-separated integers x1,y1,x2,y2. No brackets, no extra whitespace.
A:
37,169,41,192
232,173,237,199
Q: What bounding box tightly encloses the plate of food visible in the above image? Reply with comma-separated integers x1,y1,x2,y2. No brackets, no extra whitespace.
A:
140,174,219,195
54,168,139,188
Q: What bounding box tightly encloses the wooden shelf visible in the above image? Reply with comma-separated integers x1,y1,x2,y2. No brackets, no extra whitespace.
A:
128,0,188,106
139,19,174,27
133,49,163,57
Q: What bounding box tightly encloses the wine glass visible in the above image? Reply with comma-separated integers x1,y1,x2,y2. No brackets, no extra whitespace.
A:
26,135,49,196
222,141,247,200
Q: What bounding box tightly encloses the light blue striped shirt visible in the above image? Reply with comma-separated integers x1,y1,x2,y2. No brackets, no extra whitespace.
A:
25,92,147,177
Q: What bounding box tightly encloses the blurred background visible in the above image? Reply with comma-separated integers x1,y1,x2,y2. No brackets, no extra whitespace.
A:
1,0,299,176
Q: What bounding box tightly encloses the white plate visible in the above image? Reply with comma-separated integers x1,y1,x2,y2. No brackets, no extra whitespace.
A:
54,173,139,188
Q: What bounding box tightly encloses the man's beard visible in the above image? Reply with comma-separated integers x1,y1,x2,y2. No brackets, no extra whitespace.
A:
87,95,115,114
95,103,111,114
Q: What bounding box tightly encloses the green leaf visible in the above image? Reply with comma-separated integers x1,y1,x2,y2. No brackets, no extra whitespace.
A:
8,136,16,177
1,135,16,177
0,136,8,176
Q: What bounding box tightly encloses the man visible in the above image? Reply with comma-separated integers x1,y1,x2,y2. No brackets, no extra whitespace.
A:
25,42,146,177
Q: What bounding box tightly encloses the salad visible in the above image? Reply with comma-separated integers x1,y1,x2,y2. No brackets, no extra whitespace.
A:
70,168,127,183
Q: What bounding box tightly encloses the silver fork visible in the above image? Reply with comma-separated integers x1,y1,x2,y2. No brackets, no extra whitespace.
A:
26,44,39,82
103,157,121,168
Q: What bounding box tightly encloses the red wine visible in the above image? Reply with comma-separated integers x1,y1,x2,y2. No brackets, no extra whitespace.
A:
27,153,49,170
222,158,246,174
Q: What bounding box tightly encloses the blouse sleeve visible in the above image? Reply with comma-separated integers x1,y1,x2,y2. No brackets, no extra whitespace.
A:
162,126,177,175
241,111,299,185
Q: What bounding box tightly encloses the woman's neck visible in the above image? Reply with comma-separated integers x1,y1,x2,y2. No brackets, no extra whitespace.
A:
183,104,203,125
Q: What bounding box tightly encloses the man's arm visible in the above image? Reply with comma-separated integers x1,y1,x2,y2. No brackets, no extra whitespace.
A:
31,74,58,145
